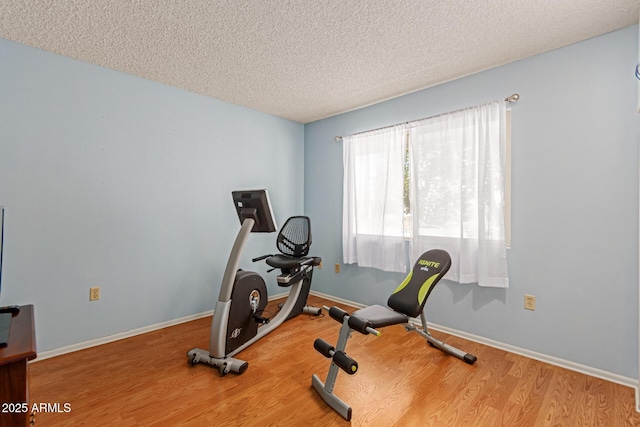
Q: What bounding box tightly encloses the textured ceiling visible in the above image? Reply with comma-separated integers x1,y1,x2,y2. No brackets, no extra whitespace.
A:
1,1,638,123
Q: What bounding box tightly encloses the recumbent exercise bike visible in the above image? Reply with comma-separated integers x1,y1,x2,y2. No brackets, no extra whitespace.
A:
188,189,321,375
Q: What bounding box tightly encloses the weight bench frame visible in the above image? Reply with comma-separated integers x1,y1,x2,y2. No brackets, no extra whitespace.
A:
311,249,477,421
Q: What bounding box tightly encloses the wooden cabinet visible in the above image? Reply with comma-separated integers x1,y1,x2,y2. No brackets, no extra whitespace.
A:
0,305,37,427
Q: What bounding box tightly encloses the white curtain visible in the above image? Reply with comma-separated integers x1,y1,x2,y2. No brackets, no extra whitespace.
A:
343,125,407,273
408,101,509,287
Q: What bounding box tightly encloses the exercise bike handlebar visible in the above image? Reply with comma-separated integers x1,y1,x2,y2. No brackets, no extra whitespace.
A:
252,254,273,262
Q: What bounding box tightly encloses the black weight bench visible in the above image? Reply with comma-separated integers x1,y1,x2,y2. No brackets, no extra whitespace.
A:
311,249,477,421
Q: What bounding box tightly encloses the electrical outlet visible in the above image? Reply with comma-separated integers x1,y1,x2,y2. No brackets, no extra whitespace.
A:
318,261,323,270
524,294,535,311
335,263,340,273
90,287,100,301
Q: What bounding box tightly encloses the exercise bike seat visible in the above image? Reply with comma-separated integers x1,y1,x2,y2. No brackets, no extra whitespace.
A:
258,216,322,287
352,249,452,328
266,255,321,270
264,216,316,271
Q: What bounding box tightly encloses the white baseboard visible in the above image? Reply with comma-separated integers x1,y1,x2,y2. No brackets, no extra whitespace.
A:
35,292,291,362
429,322,637,389
34,290,640,402
309,291,639,393
35,310,215,361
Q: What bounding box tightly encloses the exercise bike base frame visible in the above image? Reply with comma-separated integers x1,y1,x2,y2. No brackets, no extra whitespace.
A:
188,275,309,373
187,349,249,375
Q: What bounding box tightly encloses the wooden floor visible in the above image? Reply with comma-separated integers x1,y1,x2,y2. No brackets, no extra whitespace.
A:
29,295,640,426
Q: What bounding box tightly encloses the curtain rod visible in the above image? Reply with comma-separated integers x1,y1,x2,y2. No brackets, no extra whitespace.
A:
334,94,520,141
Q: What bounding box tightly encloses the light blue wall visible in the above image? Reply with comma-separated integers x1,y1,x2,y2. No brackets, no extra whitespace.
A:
1,26,638,380
0,38,305,352
305,26,639,379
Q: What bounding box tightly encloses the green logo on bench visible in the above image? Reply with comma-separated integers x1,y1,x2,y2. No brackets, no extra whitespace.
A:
418,259,440,268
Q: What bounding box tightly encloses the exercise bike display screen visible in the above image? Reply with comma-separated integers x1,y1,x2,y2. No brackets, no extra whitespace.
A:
231,189,277,233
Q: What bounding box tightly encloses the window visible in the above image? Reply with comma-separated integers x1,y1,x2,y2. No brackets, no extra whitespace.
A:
343,125,407,273
343,101,510,288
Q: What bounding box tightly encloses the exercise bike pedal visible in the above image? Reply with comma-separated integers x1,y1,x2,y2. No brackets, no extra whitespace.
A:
253,313,270,324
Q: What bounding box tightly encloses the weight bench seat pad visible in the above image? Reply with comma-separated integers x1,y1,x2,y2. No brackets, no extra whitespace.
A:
352,305,409,329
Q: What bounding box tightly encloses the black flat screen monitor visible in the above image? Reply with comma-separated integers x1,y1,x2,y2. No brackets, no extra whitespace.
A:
231,190,277,233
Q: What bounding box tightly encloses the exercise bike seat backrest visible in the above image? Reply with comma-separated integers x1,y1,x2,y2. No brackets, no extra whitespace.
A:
265,216,319,270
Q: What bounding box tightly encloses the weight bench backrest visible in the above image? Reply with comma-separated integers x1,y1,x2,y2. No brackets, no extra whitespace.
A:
387,249,451,318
